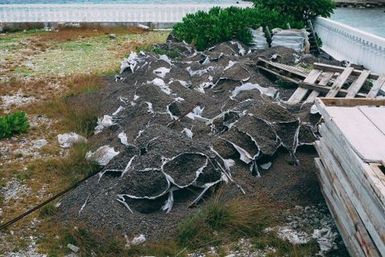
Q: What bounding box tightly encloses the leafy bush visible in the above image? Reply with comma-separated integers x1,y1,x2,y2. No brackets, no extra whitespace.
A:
252,0,335,22
173,6,303,50
0,111,29,139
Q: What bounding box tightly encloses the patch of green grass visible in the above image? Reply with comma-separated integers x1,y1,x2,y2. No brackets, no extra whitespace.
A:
39,202,58,218
0,111,29,139
137,44,181,59
15,172,31,182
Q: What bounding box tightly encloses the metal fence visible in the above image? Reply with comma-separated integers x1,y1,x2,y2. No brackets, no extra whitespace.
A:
314,17,385,74
0,3,251,23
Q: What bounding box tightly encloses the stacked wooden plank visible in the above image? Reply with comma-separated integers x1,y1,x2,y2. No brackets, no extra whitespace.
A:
315,98,385,257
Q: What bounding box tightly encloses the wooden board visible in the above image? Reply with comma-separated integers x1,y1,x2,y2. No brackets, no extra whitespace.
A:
287,69,322,104
318,122,385,214
257,66,301,84
313,62,380,80
316,139,385,254
315,157,381,257
323,106,385,163
318,98,385,107
326,67,354,97
346,70,370,98
315,159,365,257
301,82,367,97
257,58,308,78
368,75,385,98
304,72,334,103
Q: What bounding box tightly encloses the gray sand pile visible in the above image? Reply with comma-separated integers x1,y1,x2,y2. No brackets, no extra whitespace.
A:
59,40,321,238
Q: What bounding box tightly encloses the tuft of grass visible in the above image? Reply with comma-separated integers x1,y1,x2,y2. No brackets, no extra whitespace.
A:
39,202,58,218
28,74,103,137
177,192,276,249
38,224,128,257
253,233,320,257
137,44,181,59
28,142,100,186
0,111,29,139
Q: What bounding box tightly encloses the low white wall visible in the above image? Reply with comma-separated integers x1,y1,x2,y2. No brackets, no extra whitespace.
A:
314,17,385,74
0,3,251,23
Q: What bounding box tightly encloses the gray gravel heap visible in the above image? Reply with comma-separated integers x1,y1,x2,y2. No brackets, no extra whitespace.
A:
61,40,319,216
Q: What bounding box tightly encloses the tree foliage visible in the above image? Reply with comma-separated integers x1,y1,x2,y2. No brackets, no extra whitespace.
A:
252,0,335,22
173,6,303,51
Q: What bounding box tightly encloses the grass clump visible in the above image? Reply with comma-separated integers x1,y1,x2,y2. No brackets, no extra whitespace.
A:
173,6,303,50
28,142,100,186
39,202,58,218
29,75,103,137
0,111,29,139
177,192,275,249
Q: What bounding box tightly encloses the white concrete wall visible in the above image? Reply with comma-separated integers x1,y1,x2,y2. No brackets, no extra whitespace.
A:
0,3,251,23
314,17,385,74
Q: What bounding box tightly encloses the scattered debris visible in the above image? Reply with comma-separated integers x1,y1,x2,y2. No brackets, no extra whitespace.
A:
0,179,31,203
32,139,48,149
266,205,339,256
0,91,36,110
57,132,87,148
67,243,80,253
271,29,310,53
85,145,119,166
131,234,146,246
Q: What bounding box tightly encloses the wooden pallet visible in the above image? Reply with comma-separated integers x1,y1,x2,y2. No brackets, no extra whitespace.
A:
315,98,385,257
256,58,309,84
287,63,385,104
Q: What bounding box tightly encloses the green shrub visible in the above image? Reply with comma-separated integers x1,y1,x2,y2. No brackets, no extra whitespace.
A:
0,111,29,139
173,6,303,51
252,0,335,22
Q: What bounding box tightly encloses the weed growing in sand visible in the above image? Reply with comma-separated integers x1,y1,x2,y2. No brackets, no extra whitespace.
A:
39,202,58,218
0,111,29,139
177,193,275,249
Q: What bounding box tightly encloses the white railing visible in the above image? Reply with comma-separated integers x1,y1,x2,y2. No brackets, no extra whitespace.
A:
0,3,252,23
314,17,385,74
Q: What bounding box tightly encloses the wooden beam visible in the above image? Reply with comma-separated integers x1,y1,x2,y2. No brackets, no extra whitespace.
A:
346,70,371,98
317,98,385,107
304,72,334,104
326,67,354,97
287,69,322,104
314,62,380,80
257,66,301,84
367,75,385,98
301,82,367,97
256,58,308,78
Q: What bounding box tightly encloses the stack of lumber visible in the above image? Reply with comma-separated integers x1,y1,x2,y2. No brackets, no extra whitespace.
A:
315,98,385,257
